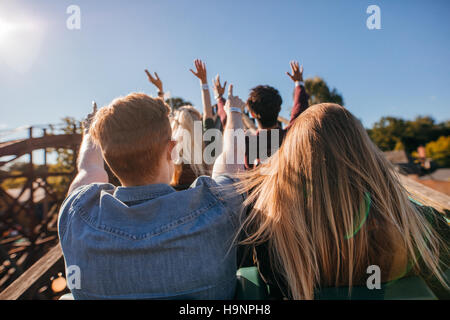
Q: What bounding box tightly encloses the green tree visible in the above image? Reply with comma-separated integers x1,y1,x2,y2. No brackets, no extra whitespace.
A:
1,162,29,189
1,162,49,190
368,116,450,153
425,136,450,167
394,140,405,151
304,77,344,106
165,97,192,110
402,116,449,151
367,117,406,151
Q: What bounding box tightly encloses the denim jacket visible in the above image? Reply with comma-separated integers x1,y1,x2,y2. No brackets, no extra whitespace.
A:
58,175,244,299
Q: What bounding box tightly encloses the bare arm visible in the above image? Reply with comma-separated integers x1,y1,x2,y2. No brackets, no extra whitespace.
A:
68,103,108,194
286,60,309,129
190,59,213,122
216,96,228,129
212,75,229,128
212,85,245,178
213,75,255,133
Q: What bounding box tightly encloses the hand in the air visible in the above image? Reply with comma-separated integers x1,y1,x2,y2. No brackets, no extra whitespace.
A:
145,69,163,92
83,101,98,134
286,61,304,82
189,59,207,84
212,74,227,99
225,84,245,112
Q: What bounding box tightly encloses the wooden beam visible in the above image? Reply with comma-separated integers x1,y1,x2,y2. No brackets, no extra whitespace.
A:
399,175,450,213
0,244,63,300
0,134,81,158
0,236,22,245
0,172,74,180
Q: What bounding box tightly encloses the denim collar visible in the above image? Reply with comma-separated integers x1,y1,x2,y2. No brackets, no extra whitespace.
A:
113,183,175,202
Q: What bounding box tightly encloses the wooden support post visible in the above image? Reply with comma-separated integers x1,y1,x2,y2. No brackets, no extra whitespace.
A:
0,244,63,300
28,127,36,230
42,128,49,219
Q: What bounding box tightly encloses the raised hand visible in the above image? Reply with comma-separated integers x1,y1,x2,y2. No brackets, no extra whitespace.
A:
83,101,98,134
286,61,303,82
212,74,227,99
145,69,163,93
225,84,245,112
189,59,207,84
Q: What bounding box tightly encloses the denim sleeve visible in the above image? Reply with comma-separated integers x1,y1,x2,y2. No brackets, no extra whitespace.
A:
213,175,246,216
57,185,89,241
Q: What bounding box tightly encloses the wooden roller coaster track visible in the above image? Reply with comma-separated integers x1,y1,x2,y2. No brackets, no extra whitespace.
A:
0,125,81,299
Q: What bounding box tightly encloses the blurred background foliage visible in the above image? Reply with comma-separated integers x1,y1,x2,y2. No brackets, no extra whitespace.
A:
367,116,450,154
305,77,344,106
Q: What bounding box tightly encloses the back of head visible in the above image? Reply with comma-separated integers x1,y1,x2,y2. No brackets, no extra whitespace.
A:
171,105,202,134
170,105,208,185
247,85,282,128
90,93,171,185
238,103,445,299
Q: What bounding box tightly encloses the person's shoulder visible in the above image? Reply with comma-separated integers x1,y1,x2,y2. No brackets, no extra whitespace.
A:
190,175,238,189
62,183,114,211
189,175,245,215
58,183,114,239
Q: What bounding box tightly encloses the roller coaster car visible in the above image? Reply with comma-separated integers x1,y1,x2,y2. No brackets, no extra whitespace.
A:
60,267,448,300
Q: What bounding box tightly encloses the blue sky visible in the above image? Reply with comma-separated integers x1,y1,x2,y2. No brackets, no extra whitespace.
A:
0,0,449,139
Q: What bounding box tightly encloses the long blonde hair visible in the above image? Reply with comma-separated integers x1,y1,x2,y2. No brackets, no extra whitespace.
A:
236,103,447,299
170,105,209,185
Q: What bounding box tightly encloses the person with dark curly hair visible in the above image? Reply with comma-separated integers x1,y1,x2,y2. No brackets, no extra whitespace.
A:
215,61,310,169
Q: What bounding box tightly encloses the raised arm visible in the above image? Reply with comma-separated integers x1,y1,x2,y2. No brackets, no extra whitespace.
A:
212,85,246,178
213,75,256,132
212,75,228,128
68,102,108,194
145,69,164,99
286,60,309,129
190,59,213,122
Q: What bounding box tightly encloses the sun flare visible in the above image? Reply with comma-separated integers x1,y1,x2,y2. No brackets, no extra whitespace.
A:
0,15,45,73
0,18,17,45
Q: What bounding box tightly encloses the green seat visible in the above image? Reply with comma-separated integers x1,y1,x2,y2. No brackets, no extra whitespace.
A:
384,276,438,300
315,276,438,300
235,267,269,300
315,286,386,300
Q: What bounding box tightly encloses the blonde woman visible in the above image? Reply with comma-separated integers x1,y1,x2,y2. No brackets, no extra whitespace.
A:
237,103,449,300
170,105,209,188
145,66,210,189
